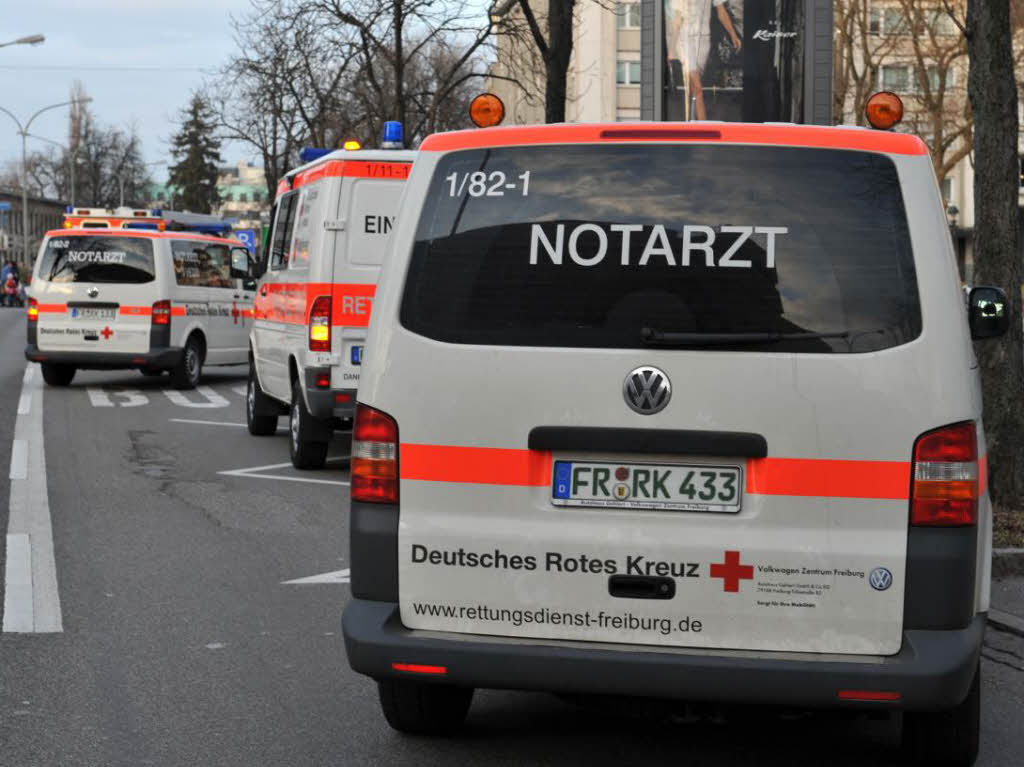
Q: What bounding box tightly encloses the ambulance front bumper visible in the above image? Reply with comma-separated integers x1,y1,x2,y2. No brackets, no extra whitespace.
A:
25,343,183,370
343,599,984,711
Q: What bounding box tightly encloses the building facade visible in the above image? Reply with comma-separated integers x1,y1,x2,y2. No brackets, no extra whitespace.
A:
0,190,66,269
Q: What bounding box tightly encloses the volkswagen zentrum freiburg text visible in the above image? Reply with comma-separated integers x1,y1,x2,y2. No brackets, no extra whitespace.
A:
343,121,1009,766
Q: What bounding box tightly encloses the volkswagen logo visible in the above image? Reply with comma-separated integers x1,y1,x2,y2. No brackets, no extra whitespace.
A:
623,366,671,415
87,287,99,298
869,567,893,591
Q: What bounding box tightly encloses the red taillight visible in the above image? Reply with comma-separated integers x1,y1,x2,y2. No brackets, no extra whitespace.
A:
351,403,398,503
837,689,901,702
152,300,171,325
309,295,331,352
911,421,978,526
27,298,38,322
392,663,447,675
315,373,330,389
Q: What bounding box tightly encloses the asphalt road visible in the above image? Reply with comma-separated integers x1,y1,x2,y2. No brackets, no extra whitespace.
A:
0,307,1022,767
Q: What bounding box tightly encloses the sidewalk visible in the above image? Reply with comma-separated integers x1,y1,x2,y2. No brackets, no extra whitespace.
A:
990,568,1024,638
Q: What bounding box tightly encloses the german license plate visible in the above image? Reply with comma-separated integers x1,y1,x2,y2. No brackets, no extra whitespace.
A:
70,307,116,320
552,461,742,513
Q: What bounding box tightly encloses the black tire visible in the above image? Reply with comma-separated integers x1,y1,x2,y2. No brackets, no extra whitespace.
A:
289,380,328,469
247,364,279,436
40,362,76,387
140,369,164,377
170,336,203,390
902,662,980,766
377,679,474,735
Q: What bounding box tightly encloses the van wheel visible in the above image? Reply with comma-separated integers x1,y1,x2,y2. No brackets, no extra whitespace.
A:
289,380,328,469
171,337,202,390
902,662,980,766
377,679,474,735
247,365,278,436
40,362,76,387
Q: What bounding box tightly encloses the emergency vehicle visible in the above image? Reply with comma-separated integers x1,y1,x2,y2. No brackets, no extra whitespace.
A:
246,126,415,470
342,94,1007,765
26,222,259,388
61,206,166,230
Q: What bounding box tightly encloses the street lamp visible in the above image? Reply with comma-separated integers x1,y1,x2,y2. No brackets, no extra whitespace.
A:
0,97,93,266
120,160,166,207
0,35,45,48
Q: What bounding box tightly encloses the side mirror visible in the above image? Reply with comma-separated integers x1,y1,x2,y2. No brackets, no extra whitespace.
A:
968,286,1010,340
230,248,251,280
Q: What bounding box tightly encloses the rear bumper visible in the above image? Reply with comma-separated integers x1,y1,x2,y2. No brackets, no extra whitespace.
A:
24,344,183,370
303,367,356,420
343,599,984,711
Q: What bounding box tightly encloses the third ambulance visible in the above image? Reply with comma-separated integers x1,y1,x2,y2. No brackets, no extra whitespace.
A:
246,132,415,469
343,99,1009,766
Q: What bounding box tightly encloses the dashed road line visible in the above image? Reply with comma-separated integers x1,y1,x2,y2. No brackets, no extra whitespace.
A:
3,365,62,633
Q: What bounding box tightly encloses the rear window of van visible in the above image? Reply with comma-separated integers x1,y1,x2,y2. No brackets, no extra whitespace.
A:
400,145,921,353
38,235,155,284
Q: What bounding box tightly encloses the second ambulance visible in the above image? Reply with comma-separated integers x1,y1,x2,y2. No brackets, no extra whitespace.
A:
246,129,415,469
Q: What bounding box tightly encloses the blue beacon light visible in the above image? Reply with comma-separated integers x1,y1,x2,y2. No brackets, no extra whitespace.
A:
382,121,403,149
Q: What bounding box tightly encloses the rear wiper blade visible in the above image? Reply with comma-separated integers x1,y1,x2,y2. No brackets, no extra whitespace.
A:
640,327,850,347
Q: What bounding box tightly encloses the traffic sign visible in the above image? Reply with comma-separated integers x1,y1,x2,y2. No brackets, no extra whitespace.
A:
234,229,257,252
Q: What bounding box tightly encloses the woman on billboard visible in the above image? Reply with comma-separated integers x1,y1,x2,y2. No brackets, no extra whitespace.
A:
667,0,742,120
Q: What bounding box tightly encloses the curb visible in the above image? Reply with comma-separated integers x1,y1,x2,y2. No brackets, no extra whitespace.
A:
992,548,1024,578
988,609,1024,638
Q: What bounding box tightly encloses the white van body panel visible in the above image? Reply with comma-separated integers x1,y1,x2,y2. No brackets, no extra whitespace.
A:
250,149,415,415
358,144,989,658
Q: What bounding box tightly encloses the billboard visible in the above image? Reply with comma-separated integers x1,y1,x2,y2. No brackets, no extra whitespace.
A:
642,0,833,125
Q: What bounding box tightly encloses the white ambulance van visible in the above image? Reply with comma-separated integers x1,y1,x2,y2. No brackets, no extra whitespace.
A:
343,118,1010,765
246,142,415,469
26,228,259,388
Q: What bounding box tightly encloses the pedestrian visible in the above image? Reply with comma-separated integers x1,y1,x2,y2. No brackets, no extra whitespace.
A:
3,271,18,308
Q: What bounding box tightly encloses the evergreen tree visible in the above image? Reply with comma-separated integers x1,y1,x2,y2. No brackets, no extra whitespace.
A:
168,94,222,213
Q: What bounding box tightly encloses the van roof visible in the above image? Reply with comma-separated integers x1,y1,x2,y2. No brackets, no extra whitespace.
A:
45,229,238,246
419,122,929,156
277,148,417,198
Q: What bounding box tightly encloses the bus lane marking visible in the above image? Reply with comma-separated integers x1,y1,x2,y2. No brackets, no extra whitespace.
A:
3,366,62,633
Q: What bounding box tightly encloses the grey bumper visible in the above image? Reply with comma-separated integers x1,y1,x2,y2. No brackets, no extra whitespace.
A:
343,599,984,711
303,367,356,420
25,344,183,370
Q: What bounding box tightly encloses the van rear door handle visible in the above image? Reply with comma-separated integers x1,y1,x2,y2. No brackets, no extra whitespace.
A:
233,293,241,299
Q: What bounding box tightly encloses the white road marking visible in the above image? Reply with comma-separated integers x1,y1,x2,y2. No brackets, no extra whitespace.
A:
17,392,31,415
86,387,114,407
3,534,33,632
282,568,350,585
23,366,33,382
232,384,248,396
218,456,350,487
9,440,27,480
163,386,230,409
3,366,62,633
110,388,148,407
170,419,250,428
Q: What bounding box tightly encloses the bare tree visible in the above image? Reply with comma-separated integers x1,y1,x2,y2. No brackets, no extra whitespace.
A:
963,0,1024,507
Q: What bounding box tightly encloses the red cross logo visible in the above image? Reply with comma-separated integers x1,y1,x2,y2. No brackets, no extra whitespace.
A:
710,550,753,593
100,326,113,340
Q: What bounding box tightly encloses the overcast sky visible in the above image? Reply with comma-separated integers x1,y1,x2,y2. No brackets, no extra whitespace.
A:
1,0,256,184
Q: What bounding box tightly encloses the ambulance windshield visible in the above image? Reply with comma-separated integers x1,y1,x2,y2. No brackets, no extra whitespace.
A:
39,235,156,284
401,144,922,353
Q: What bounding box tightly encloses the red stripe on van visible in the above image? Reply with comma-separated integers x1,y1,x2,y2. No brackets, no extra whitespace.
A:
419,123,929,156
37,303,67,313
279,160,412,196
119,306,152,316
254,282,375,327
170,307,186,317
745,458,911,500
399,445,911,499
401,444,553,486
979,454,988,495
